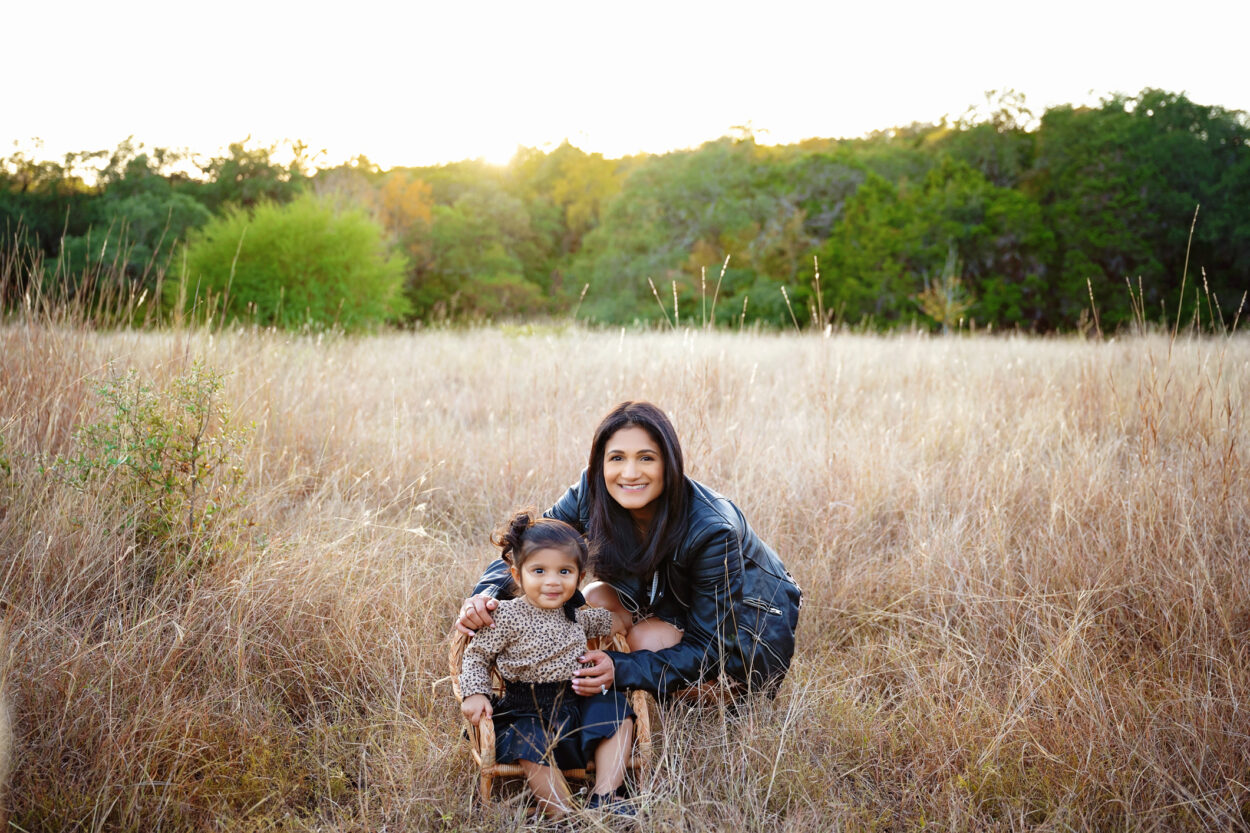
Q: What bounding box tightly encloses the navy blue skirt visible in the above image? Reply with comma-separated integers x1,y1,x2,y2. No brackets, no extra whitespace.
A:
493,680,634,769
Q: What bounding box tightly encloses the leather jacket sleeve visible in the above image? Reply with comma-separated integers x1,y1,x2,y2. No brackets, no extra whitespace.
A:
470,557,514,599
544,471,589,529
607,523,746,695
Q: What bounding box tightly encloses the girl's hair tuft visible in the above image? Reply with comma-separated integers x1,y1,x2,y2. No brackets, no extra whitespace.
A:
496,510,535,566
492,508,589,573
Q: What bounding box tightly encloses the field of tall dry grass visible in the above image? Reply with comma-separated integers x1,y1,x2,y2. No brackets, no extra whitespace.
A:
1,320,1247,831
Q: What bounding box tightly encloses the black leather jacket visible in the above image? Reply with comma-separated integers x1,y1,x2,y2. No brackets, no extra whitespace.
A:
472,472,802,696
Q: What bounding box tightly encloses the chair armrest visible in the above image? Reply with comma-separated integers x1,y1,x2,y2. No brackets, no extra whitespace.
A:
479,717,496,770
448,630,470,699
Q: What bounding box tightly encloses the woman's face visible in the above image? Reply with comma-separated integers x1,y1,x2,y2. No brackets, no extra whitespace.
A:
602,425,665,526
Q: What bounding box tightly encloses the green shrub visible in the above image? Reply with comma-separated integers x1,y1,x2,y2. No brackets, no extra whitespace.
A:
53,361,249,583
181,193,410,331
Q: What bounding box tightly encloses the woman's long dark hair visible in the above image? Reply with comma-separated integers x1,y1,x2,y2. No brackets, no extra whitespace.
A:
586,401,688,584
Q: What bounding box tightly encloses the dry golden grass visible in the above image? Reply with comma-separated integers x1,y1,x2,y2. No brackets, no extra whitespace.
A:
1,322,1247,831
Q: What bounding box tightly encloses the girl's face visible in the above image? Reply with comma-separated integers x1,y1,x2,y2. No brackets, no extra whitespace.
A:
602,425,665,527
511,547,581,610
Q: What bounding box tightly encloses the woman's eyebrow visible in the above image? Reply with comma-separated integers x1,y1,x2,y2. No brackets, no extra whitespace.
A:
605,447,659,455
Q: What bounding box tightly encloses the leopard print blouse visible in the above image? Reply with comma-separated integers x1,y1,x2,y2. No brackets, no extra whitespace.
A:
460,598,615,699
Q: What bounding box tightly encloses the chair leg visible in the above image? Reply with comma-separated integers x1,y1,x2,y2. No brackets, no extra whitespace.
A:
478,772,493,805
630,690,653,779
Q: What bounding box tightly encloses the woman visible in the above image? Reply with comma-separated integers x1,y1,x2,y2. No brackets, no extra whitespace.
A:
456,401,801,698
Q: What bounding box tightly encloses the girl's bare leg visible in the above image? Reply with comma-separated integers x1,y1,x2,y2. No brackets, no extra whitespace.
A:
590,716,634,798
519,760,572,818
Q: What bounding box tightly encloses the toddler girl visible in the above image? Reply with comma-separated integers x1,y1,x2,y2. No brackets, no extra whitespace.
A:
459,510,634,817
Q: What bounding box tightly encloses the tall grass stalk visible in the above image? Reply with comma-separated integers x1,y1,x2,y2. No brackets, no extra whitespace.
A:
708,254,730,330
1170,203,1201,354
572,283,590,321
812,255,825,329
700,266,706,328
781,286,800,332
648,277,674,330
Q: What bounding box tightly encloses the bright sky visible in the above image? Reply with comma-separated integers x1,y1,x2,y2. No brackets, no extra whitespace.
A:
5,0,1248,172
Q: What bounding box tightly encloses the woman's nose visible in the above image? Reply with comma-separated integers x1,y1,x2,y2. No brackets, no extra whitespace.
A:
623,459,637,477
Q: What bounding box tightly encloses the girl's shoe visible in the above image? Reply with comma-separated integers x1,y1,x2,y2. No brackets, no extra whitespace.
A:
585,792,636,817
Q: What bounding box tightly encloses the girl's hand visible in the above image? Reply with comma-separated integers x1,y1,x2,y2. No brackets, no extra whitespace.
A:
572,649,614,696
461,693,492,725
456,595,497,636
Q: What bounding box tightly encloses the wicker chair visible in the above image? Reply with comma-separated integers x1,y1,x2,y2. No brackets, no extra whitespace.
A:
448,628,654,804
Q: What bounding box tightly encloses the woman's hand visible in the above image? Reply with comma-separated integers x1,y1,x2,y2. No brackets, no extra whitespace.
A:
572,649,615,696
455,595,498,636
461,693,492,725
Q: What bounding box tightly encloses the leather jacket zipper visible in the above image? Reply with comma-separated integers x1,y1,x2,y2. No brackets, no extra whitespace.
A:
743,596,783,617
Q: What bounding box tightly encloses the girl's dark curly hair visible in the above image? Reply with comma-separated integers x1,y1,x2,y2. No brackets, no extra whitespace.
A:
493,508,589,574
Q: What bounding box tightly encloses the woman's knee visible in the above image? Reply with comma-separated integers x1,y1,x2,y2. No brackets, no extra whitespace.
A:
582,581,625,614
627,618,682,652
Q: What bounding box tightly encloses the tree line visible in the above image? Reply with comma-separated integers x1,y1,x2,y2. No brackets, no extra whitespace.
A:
3,88,1247,332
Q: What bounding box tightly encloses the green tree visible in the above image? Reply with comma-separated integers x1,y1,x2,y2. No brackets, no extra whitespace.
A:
509,141,624,255
0,143,96,253
815,158,1054,329
938,90,1038,188
405,187,545,320
572,138,787,323
197,139,309,211
58,147,212,290
1033,90,1250,328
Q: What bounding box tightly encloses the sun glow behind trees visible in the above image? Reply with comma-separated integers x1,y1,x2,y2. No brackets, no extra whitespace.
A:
5,0,1249,170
